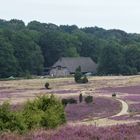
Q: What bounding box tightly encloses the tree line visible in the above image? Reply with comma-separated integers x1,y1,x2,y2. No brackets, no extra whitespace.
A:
0,19,140,78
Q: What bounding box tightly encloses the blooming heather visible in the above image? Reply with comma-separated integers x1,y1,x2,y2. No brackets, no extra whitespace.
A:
1,124,140,140
65,97,121,121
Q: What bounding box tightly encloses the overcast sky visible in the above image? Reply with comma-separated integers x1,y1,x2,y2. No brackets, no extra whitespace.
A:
1,0,140,33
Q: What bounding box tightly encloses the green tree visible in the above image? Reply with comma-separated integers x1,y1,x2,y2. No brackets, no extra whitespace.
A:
39,31,79,67
8,19,25,30
12,31,44,75
125,45,140,72
0,38,17,78
98,42,124,75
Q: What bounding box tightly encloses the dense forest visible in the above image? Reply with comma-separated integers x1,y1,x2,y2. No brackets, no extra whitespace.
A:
0,19,140,78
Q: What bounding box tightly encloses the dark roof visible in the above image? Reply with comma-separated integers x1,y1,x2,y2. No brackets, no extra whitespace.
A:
52,57,97,73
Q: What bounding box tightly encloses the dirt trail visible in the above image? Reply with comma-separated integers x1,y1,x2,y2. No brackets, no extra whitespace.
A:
112,99,128,117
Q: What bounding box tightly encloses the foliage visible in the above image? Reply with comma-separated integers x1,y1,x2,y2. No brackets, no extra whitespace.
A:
74,66,82,83
0,95,66,133
112,93,116,97
125,45,140,72
82,75,88,83
0,102,27,134
39,31,79,67
45,82,50,89
62,98,68,106
23,95,66,129
22,100,44,130
41,104,66,128
98,42,124,75
0,19,140,77
85,96,93,104
61,98,77,106
0,39,18,78
68,98,77,104
74,66,88,83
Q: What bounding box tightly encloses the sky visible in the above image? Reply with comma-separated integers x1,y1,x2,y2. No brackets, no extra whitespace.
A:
0,0,140,33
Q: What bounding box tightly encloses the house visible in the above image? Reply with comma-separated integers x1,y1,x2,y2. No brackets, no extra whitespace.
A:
49,57,97,77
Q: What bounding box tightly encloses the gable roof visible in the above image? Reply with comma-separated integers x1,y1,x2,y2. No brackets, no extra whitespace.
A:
52,57,97,73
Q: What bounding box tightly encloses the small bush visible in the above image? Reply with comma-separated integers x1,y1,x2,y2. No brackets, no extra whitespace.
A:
23,95,66,130
6,112,27,134
74,66,88,84
74,66,82,83
62,99,68,106
68,98,77,104
79,93,83,103
41,104,66,128
85,96,93,104
81,75,88,83
22,101,44,130
112,93,116,97
62,98,77,106
45,82,50,89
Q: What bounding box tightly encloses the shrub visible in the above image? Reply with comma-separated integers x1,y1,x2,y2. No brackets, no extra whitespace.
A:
81,75,88,83
74,66,88,84
85,96,93,104
62,98,68,106
45,82,50,89
23,95,66,130
6,112,27,134
79,93,83,103
68,98,77,104
0,102,27,133
41,104,66,128
62,98,77,106
74,66,82,83
112,93,116,97
0,95,66,133
22,100,44,130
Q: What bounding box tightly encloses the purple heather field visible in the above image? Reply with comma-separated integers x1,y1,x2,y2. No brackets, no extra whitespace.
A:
0,77,140,140
65,97,121,121
0,124,140,140
129,103,140,112
123,95,140,102
99,85,140,94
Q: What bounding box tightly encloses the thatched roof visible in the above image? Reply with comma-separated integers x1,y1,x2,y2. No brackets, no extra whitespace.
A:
52,57,97,73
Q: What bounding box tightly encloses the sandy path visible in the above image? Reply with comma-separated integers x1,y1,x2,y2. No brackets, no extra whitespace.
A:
112,98,128,117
